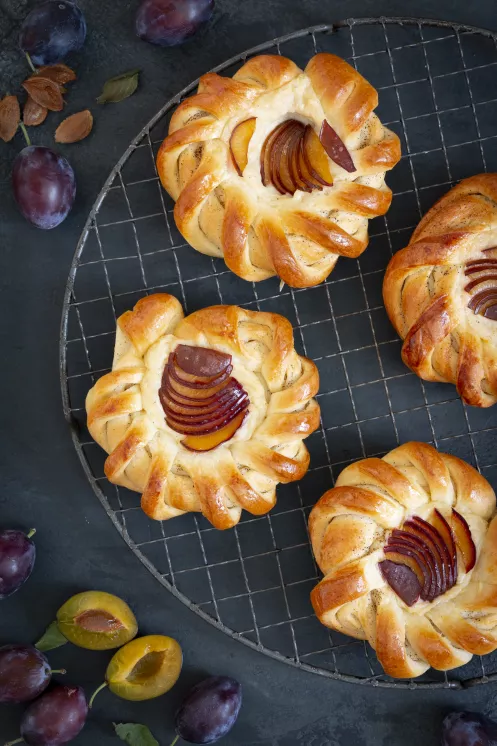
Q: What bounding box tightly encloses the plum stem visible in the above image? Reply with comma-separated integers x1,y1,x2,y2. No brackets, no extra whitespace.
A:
89,681,107,709
169,737,180,746
50,668,66,675
27,528,36,539
19,123,31,148
25,52,36,73
4,739,24,745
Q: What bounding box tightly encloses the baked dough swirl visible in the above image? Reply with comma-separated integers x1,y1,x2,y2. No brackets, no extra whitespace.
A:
310,442,497,678
157,53,400,288
383,174,497,407
86,293,320,529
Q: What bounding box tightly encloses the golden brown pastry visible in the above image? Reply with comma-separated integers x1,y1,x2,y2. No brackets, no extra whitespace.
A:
383,174,497,407
157,53,400,288
86,293,320,529
309,442,497,678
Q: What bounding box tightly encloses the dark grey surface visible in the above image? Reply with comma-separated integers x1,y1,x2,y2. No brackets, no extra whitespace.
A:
2,1,497,744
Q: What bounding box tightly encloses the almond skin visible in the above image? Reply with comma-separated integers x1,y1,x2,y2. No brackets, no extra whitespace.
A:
55,109,93,143
22,76,63,112
23,96,48,127
0,95,20,142
36,64,76,85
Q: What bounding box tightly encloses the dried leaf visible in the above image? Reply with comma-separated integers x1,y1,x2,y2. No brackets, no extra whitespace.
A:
36,64,76,85
23,96,48,127
55,109,93,143
23,76,63,112
0,95,20,141
35,621,68,652
97,69,140,104
114,723,159,746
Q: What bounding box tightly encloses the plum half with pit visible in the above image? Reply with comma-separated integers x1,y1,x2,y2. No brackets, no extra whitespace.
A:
56,590,138,650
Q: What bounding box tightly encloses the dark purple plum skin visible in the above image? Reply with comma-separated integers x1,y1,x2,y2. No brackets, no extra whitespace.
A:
12,147,76,231
175,675,242,744
0,529,36,598
0,645,51,704
442,711,497,746
19,1,87,66
136,0,214,47
21,684,88,746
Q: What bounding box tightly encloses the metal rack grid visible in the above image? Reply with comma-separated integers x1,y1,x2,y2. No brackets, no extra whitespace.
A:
61,18,497,689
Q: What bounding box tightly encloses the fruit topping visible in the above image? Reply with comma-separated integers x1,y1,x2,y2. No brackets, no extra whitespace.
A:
175,675,242,744
160,346,249,451
260,119,334,195
0,528,36,599
19,1,87,66
230,117,256,175
464,257,497,320
56,590,138,651
379,559,422,607
380,509,472,605
0,645,57,704
8,684,88,746
319,119,356,173
90,635,182,704
136,0,214,48
450,509,477,572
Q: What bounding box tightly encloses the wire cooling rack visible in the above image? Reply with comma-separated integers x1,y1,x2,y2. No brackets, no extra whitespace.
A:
61,18,497,689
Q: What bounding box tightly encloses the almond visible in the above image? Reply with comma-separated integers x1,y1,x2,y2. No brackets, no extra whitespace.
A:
55,109,93,143
23,96,48,127
36,64,76,85
0,95,20,142
22,76,63,112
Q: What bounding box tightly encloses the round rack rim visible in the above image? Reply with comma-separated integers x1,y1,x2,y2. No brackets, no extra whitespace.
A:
60,17,497,690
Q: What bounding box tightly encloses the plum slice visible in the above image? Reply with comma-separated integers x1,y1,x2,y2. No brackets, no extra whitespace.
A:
182,410,247,452
260,121,289,187
175,345,231,378
166,398,249,435
407,517,452,597
430,509,457,585
319,119,356,173
302,125,333,186
379,559,421,607
388,531,434,601
229,117,256,176
450,509,476,572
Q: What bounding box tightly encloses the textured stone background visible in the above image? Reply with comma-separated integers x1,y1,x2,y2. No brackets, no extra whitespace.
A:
2,1,497,744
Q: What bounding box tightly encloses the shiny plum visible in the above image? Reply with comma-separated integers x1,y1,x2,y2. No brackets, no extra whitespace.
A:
16,685,88,746
175,676,242,744
0,645,51,704
442,711,497,745
0,529,36,599
136,0,214,47
13,147,76,230
19,1,87,66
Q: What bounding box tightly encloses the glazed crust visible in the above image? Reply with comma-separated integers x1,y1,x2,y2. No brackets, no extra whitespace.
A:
383,174,497,407
157,53,400,288
309,442,497,678
86,293,320,529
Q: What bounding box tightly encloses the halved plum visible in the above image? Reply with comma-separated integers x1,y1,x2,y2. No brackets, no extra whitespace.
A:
379,560,421,607
175,345,231,378
302,125,333,187
182,410,247,452
450,509,476,572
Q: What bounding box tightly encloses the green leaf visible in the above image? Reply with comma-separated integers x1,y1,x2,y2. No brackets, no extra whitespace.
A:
35,621,68,652
114,723,160,746
97,69,140,104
